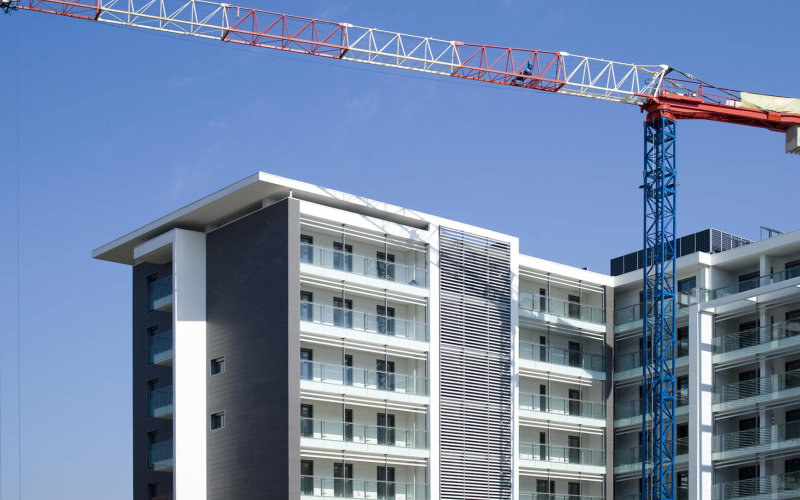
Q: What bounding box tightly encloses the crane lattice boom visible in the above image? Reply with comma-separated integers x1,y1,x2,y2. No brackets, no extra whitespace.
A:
7,0,800,134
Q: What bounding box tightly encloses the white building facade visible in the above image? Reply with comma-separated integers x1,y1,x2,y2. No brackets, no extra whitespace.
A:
93,172,800,500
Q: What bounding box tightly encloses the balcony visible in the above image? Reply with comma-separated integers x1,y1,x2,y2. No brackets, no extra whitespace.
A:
614,438,688,474
617,489,688,500
519,342,604,373
713,472,800,500
714,321,800,363
713,422,800,461
300,417,428,450
613,297,693,334
148,275,173,312
148,330,173,365
300,243,428,289
519,442,605,467
300,360,428,397
614,391,689,425
701,266,800,302
149,439,173,472
148,386,173,419
519,392,605,422
714,369,800,412
614,339,689,378
299,476,428,499
300,302,428,343
519,291,605,326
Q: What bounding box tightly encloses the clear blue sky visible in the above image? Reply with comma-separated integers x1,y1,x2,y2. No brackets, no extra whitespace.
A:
1,0,798,498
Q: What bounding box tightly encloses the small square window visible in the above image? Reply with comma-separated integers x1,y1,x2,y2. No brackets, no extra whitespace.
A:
211,411,225,430
210,357,225,375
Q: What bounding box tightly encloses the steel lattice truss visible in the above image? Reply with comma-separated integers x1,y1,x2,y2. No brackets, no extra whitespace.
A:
642,117,677,500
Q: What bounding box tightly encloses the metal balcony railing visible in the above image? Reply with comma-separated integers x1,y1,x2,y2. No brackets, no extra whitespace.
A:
712,472,800,499
300,302,428,342
300,243,428,288
299,476,428,499
521,495,602,500
714,321,800,354
615,437,688,466
712,421,800,458
519,342,604,372
300,360,428,396
300,418,428,449
148,330,173,364
614,339,689,373
519,392,605,420
614,390,689,421
519,442,605,466
613,292,694,332
714,369,800,408
519,291,605,325
701,266,800,302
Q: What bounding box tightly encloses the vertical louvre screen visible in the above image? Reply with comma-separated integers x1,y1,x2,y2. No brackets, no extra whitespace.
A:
439,228,512,500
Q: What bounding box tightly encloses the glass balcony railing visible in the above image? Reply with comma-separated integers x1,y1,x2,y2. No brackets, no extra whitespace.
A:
519,291,605,325
701,266,800,302
148,330,173,365
614,339,689,374
148,275,173,311
614,390,689,421
300,360,428,396
519,442,605,466
149,439,173,471
713,472,800,500
300,244,428,288
299,476,428,499
519,392,605,420
714,369,800,408
519,342,604,372
615,438,688,467
148,386,173,418
300,418,428,449
613,294,694,333
714,320,800,354
713,422,800,458
521,495,602,500
300,302,428,342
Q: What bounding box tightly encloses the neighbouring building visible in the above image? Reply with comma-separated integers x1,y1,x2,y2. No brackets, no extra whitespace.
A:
92,172,800,500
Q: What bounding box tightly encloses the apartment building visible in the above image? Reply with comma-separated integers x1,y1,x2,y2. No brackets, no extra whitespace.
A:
92,172,800,500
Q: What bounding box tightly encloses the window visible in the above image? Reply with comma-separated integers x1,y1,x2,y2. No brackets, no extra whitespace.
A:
376,359,395,391
568,294,581,319
333,297,353,328
538,432,547,461
787,309,800,337
210,357,225,376
738,271,760,292
300,404,313,437
377,413,395,446
300,291,313,322
146,274,159,312
333,242,353,272
376,251,396,281
300,460,314,495
538,288,547,313
300,349,313,380
377,466,396,500
568,341,582,368
567,435,580,464
737,320,758,349
539,384,547,412
568,388,580,416
333,463,353,497
210,411,224,430
538,336,547,362
147,378,160,415
147,483,159,500
787,360,800,389
147,326,159,364
536,479,555,497
677,276,697,304
344,355,353,386
376,305,395,335
738,417,759,446
677,326,689,357
300,235,314,264
568,482,580,500
787,259,800,280
147,430,159,469
344,409,353,442
787,409,800,440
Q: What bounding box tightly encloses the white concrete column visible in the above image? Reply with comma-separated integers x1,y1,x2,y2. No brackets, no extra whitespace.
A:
427,228,440,500
509,238,520,500
172,229,207,500
689,305,713,500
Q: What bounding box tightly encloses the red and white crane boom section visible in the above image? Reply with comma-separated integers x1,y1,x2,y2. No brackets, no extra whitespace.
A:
5,0,800,149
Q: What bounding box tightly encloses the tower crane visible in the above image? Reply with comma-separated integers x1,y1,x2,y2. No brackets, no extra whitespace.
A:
4,0,800,498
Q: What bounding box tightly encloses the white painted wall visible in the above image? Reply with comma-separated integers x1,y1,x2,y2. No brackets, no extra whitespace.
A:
171,229,207,500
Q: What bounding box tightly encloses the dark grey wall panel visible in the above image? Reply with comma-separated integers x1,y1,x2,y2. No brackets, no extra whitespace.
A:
206,198,300,499
438,228,512,500
133,262,174,499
